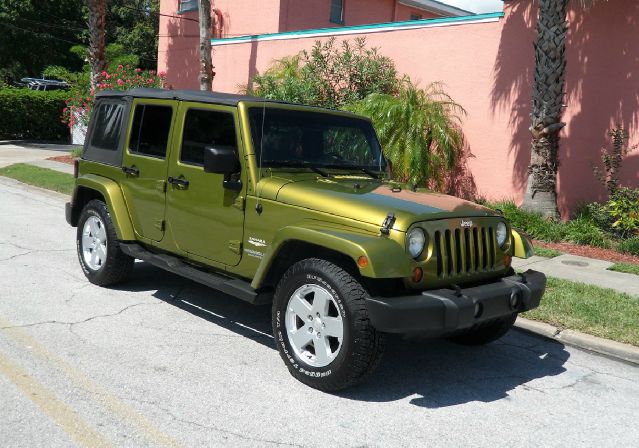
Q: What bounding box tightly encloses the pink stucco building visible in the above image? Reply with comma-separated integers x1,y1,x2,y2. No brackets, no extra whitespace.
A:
158,0,639,217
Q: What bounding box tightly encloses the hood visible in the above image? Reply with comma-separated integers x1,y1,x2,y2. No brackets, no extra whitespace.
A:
268,176,495,232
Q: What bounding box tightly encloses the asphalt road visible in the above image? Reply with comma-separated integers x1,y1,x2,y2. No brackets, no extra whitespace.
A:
1,176,638,448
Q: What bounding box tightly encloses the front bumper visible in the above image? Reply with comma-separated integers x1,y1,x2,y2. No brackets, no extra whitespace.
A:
366,270,546,334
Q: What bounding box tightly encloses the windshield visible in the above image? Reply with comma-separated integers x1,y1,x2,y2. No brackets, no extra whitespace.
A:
249,107,385,172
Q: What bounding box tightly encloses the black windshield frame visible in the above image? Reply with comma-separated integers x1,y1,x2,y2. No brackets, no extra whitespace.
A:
248,107,386,172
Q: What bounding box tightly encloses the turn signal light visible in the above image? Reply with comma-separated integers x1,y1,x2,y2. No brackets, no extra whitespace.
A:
357,256,369,269
412,267,423,283
504,255,512,268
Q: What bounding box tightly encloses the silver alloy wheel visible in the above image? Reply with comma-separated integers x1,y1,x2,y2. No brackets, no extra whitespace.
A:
285,284,344,368
81,215,107,271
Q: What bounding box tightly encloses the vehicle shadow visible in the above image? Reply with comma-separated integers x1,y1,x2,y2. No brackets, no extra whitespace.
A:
115,262,570,408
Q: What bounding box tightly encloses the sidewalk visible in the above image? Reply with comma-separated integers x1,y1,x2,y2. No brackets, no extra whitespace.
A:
513,253,639,298
0,141,75,169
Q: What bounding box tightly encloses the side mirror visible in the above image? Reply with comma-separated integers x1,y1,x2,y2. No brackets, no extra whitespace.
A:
203,145,239,174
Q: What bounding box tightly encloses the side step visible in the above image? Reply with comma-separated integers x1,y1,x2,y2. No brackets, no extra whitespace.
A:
120,243,272,305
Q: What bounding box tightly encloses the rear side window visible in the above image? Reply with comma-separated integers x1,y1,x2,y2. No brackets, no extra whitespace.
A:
180,109,237,166
128,104,173,158
90,103,124,151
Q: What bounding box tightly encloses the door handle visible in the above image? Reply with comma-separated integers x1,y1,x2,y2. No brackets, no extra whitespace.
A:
167,176,189,188
122,165,139,177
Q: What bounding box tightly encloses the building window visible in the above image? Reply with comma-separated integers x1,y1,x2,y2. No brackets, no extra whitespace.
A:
330,0,344,24
410,14,423,21
177,0,198,13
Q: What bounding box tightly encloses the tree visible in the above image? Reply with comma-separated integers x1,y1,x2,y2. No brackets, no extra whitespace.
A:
87,0,107,90
198,0,213,91
107,1,160,70
523,0,606,218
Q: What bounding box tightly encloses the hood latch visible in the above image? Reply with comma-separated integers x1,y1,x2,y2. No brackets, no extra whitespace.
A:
380,212,396,235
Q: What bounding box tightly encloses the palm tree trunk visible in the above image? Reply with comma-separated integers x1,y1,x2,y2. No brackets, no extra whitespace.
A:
87,0,107,91
521,0,567,219
198,0,214,91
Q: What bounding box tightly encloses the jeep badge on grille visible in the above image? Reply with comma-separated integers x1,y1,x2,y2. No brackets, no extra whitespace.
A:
461,219,473,228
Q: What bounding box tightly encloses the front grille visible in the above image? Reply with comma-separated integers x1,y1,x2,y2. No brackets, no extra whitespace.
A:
434,226,497,278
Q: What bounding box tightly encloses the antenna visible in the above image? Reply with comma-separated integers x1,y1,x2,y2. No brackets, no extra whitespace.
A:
255,99,267,214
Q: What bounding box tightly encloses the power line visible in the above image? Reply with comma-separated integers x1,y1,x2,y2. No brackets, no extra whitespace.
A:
118,4,199,23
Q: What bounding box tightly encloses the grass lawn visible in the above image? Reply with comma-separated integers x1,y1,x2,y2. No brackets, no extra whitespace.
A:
523,277,639,346
608,262,639,276
533,246,562,258
0,163,74,195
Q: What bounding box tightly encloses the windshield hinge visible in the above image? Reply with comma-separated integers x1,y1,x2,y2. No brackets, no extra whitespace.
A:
228,240,242,254
233,195,245,211
380,212,396,235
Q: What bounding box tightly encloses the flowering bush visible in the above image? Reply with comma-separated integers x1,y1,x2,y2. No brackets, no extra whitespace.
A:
63,65,166,128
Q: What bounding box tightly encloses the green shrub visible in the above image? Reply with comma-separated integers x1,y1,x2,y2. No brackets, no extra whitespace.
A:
618,237,639,256
563,216,611,248
491,200,565,242
608,187,639,238
576,201,610,232
0,88,68,141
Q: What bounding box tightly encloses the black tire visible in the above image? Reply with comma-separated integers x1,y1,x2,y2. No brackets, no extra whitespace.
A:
76,199,134,286
448,313,517,346
272,258,385,391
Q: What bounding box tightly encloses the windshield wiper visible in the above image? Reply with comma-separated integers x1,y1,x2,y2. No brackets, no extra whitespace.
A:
265,160,329,178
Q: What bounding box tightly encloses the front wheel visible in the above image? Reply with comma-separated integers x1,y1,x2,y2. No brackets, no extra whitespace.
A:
76,199,134,286
272,258,385,391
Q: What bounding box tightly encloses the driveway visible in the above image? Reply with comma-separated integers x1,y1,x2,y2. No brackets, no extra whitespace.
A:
1,177,638,447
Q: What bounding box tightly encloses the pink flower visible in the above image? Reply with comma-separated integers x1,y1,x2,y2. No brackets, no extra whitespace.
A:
117,79,124,86
149,70,156,75
101,71,107,76
135,68,142,73
105,74,111,79
118,64,123,69
147,79,154,84
158,71,166,77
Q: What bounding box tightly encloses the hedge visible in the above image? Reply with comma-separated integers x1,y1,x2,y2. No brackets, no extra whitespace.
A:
0,88,69,141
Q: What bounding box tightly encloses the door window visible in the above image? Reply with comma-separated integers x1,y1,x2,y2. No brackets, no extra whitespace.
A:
128,104,173,158
180,109,237,166
89,102,124,151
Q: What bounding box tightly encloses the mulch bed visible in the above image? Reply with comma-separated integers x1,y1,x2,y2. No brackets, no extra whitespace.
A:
47,155,76,165
534,240,639,265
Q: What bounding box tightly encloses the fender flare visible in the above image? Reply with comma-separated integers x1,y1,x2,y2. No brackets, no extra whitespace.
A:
251,224,412,289
75,174,135,241
511,228,535,259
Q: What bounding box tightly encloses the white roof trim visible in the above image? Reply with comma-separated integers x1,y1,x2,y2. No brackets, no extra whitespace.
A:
398,0,473,16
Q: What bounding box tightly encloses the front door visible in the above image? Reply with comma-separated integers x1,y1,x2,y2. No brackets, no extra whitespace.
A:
120,99,176,242
165,102,245,266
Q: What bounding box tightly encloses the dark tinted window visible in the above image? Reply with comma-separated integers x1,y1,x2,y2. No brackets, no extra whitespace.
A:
181,109,237,166
330,0,344,24
90,103,124,151
129,104,173,158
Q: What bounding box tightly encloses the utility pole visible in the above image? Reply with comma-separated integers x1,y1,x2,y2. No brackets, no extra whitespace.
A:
198,0,213,91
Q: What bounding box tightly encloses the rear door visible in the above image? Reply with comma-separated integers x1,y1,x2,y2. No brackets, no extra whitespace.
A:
165,102,245,266
119,99,175,242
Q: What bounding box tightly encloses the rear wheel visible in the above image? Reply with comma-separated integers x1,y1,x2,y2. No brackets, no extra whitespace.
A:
76,199,134,286
448,313,517,346
272,258,385,391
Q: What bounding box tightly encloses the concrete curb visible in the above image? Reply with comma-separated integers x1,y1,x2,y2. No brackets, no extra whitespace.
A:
515,317,639,366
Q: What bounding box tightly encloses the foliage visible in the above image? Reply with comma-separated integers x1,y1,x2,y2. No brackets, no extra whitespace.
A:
608,263,639,276
618,237,639,256
247,39,466,190
346,80,466,189
533,246,562,258
591,125,638,196
0,88,68,140
0,163,74,194
0,0,159,84
62,65,166,128
247,38,398,109
607,187,639,238
490,200,611,247
523,277,639,346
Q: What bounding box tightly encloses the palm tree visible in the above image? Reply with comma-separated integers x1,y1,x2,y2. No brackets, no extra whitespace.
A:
522,0,605,218
87,0,107,90
347,80,466,190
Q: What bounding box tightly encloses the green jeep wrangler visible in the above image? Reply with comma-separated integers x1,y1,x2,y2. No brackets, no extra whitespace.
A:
66,88,545,391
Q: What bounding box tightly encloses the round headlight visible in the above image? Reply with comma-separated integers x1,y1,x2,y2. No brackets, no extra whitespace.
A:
407,228,426,258
496,222,508,248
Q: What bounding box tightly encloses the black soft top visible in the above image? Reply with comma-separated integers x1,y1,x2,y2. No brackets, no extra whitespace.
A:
96,88,279,106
